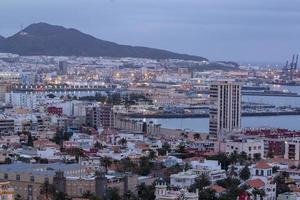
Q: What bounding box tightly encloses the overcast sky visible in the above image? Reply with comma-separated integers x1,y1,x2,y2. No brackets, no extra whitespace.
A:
0,0,300,63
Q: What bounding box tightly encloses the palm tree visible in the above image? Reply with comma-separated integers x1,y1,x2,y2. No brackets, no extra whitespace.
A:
40,182,56,200
228,165,237,178
148,150,157,160
82,190,94,198
123,190,138,200
15,194,23,200
251,188,265,200
193,133,200,140
101,156,112,173
118,138,127,146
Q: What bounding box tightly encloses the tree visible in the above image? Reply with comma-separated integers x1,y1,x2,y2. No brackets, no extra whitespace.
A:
4,157,11,164
198,188,217,200
123,190,138,200
190,174,211,191
54,192,70,200
117,158,137,173
251,188,265,200
82,190,94,198
118,138,127,146
206,153,231,170
82,190,102,200
274,174,290,195
184,163,191,171
229,152,238,164
136,183,155,200
253,153,261,161
47,94,56,99
148,150,157,160
106,188,121,200
239,165,251,181
193,133,200,140
94,141,103,149
101,157,112,173
66,148,86,162
138,156,152,176
40,182,56,200
27,133,34,147
157,142,171,156
238,151,249,165
228,165,237,178
15,194,23,200
272,166,279,173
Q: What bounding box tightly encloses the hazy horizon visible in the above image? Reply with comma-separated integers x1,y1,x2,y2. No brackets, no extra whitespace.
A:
0,0,300,63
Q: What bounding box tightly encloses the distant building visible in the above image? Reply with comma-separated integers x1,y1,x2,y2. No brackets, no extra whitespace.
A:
100,104,114,128
0,83,10,103
47,106,63,116
86,106,101,128
277,192,298,200
284,138,300,160
58,61,68,75
170,171,198,188
247,161,276,200
155,179,198,200
225,138,264,159
209,80,241,138
0,115,14,136
0,163,133,200
0,181,14,200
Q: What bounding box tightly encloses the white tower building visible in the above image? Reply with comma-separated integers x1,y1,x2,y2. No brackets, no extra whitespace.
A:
209,80,241,139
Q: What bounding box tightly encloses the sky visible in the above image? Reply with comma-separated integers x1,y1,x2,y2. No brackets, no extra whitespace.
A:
0,0,300,63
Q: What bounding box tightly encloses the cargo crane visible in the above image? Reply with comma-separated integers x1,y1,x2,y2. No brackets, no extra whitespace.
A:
282,54,298,83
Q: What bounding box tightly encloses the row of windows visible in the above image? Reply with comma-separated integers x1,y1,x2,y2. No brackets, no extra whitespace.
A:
3,174,49,183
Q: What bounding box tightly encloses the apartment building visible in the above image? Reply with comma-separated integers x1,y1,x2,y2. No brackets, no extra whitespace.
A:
209,81,241,138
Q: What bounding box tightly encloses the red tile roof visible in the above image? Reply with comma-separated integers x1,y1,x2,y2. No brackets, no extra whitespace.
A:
211,185,226,193
255,161,272,169
246,178,265,189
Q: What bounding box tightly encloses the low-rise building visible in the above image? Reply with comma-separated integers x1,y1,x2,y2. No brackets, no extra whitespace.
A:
225,138,264,159
0,181,14,200
285,138,300,161
170,171,198,188
155,179,198,200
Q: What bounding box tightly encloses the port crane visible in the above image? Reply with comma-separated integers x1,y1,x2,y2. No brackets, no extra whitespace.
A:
282,54,298,81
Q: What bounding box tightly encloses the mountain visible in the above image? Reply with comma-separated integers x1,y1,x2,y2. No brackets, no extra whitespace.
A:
0,23,207,61
0,35,4,42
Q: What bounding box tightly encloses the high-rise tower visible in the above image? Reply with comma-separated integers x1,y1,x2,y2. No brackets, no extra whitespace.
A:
209,80,241,139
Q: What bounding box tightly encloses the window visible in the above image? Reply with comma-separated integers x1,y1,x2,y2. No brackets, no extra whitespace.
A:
16,175,20,181
30,176,35,182
4,173,8,179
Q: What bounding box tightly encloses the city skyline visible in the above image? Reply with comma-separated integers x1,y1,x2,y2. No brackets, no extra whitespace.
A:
0,0,300,63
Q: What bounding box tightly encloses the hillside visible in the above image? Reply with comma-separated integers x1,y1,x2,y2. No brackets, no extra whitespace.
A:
0,23,207,61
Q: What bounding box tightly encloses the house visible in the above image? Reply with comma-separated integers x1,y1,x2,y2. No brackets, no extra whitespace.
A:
190,159,226,183
246,161,277,200
170,171,198,188
155,179,198,200
225,138,264,159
